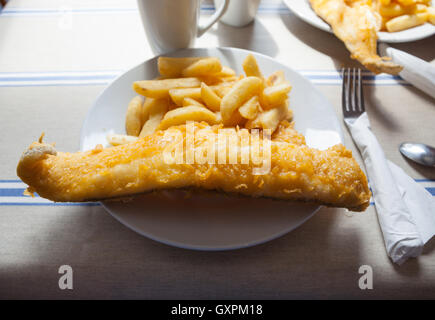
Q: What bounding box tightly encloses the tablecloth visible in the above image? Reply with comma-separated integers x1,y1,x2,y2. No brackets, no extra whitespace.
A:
0,0,434,299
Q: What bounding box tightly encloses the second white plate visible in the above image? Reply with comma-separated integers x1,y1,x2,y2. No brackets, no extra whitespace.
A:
284,0,435,43
80,47,343,250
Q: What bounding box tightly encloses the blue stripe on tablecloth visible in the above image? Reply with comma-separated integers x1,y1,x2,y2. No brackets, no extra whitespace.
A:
7,73,399,81
0,4,291,16
1,8,137,15
307,75,403,80
0,70,408,87
0,70,123,74
0,188,26,196
0,82,113,87
0,179,433,206
0,75,116,81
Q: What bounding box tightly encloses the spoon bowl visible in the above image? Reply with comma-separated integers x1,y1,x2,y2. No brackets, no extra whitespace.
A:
399,142,435,167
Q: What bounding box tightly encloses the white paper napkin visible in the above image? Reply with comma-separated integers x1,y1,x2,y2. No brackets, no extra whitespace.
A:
346,113,435,265
378,43,435,100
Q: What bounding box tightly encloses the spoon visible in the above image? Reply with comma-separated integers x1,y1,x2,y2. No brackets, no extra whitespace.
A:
399,142,435,167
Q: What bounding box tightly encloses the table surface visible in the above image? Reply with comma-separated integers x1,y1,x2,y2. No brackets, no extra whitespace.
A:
1,0,434,299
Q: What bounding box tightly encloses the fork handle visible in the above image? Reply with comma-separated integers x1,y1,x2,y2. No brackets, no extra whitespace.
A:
345,113,423,264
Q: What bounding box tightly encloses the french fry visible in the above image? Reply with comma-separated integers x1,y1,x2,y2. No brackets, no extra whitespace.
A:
182,58,222,77
158,106,218,130
197,73,237,86
210,82,236,98
149,99,169,118
133,78,201,99
197,75,224,86
169,82,234,103
261,82,292,109
266,71,286,87
169,87,202,106
416,4,428,12
158,57,204,77
238,96,260,120
215,111,223,123
168,104,179,111
124,56,294,135
379,3,409,17
226,110,246,127
246,102,289,133
220,76,239,83
140,113,165,137
386,12,428,32
220,76,263,125
214,66,236,78
142,97,152,122
201,83,221,111
125,96,145,136
139,98,169,137
242,54,263,79
147,98,169,116
182,97,206,108
397,0,417,6
142,98,170,122
107,134,138,146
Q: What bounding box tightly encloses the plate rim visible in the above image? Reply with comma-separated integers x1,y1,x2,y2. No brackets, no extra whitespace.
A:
102,199,321,251
80,46,342,251
283,0,435,43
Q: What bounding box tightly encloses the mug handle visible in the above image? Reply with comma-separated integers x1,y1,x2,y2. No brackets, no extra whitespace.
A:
197,0,230,37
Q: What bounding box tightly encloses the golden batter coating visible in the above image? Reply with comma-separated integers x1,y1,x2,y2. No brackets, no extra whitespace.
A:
17,123,370,211
310,0,403,75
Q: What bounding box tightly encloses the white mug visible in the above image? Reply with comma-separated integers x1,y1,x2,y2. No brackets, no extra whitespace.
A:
214,0,261,27
137,0,230,54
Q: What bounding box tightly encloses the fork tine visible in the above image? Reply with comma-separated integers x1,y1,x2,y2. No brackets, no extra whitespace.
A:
342,67,365,122
347,68,352,112
342,68,346,111
342,68,350,112
357,68,365,113
351,68,357,112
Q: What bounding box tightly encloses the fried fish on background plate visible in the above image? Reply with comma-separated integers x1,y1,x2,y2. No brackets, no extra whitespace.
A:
310,0,403,74
17,123,371,212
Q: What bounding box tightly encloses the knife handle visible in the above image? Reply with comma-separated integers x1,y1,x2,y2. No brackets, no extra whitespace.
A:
379,43,435,100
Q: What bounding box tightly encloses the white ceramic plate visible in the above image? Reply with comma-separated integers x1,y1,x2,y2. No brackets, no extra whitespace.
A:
80,47,343,251
284,0,435,43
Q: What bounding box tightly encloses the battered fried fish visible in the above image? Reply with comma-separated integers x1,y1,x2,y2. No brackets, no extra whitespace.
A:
310,0,403,75
17,123,370,211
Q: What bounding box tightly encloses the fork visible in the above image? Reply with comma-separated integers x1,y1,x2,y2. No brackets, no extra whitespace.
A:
341,67,430,264
342,68,365,125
